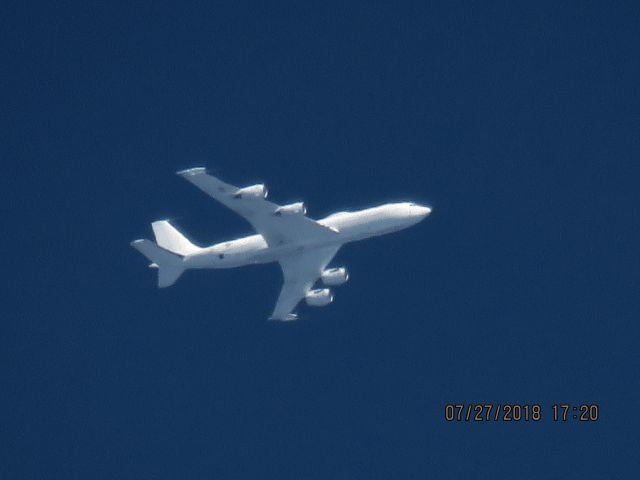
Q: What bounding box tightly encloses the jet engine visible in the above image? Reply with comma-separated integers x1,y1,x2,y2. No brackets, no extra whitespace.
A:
305,288,334,307
274,202,306,216
321,267,349,286
233,184,268,199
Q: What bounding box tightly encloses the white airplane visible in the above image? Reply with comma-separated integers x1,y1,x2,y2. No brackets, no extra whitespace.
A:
131,168,432,321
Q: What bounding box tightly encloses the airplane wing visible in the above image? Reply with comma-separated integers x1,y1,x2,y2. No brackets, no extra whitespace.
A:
177,168,338,246
270,245,341,321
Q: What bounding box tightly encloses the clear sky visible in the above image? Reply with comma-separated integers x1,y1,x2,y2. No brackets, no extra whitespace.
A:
2,1,639,478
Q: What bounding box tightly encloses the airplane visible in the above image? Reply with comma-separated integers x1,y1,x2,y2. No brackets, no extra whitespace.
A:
130,168,432,321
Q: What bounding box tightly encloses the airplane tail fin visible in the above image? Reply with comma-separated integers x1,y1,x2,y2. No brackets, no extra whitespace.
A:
151,220,201,256
130,239,185,288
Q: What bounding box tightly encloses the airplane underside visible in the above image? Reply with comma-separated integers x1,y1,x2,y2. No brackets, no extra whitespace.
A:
131,168,431,320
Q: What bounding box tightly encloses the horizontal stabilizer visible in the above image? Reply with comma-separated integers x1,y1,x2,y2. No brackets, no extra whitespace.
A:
130,239,185,288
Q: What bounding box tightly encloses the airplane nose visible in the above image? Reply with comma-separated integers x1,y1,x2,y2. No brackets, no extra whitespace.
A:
413,205,432,218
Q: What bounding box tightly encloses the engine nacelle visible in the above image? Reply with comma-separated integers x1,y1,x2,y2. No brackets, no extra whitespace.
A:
233,184,268,199
274,202,306,216
305,288,334,307
321,267,349,286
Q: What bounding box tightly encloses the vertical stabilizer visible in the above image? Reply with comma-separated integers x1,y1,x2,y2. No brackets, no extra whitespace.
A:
151,220,201,256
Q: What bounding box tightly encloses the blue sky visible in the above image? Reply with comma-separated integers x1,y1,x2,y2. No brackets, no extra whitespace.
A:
2,1,639,478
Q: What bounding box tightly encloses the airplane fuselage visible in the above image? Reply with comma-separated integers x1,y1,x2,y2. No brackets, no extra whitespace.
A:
183,202,431,270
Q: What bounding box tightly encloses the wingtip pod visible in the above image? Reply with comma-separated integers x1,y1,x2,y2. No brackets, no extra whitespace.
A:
268,313,299,322
176,167,206,177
